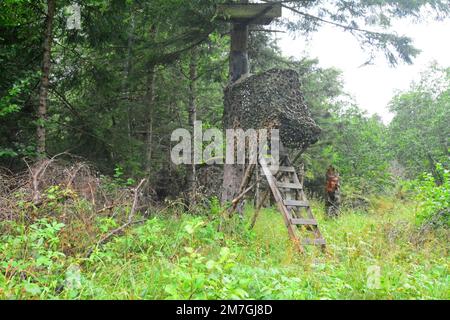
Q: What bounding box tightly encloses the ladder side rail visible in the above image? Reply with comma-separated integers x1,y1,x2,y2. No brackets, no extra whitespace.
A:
259,156,303,251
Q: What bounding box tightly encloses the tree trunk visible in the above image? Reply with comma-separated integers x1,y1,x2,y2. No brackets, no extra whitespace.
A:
144,66,155,173
187,49,198,203
221,0,249,205
229,22,249,83
37,0,56,157
123,13,135,139
144,26,157,174
427,152,443,186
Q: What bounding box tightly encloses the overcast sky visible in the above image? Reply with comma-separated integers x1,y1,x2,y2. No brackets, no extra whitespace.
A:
276,13,450,123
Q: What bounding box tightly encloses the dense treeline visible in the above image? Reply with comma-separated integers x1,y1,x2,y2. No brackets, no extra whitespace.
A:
0,0,449,199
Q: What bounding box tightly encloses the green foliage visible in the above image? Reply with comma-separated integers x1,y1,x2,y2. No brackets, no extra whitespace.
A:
164,245,247,300
0,219,67,299
0,0,448,301
96,216,119,233
113,165,136,187
332,109,393,192
283,0,450,66
407,164,450,228
303,103,393,195
0,148,18,158
1,196,448,300
0,73,39,159
1,0,448,176
208,196,221,216
389,64,450,178
87,201,449,299
0,81,23,117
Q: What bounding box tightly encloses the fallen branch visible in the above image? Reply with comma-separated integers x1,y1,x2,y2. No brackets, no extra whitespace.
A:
96,204,116,214
85,178,147,258
219,176,262,220
229,181,258,213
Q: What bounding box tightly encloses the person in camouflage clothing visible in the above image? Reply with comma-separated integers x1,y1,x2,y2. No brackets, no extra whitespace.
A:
325,166,341,217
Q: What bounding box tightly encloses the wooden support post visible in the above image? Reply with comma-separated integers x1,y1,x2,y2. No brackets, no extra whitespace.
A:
220,1,282,205
249,189,270,230
230,22,249,82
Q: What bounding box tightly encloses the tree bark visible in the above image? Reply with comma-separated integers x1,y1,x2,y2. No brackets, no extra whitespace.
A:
187,48,198,203
37,0,56,157
123,13,135,139
229,22,249,83
144,26,157,174
221,0,249,205
144,66,155,173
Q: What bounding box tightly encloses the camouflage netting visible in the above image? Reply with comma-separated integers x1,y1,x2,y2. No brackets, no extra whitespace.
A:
223,68,321,150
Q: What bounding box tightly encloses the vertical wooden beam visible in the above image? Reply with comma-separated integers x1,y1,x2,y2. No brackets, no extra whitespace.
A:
229,0,250,83
230,22,249,82
221,0,250,206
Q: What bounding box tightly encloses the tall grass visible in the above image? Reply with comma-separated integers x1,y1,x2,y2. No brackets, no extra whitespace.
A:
1,196,448,299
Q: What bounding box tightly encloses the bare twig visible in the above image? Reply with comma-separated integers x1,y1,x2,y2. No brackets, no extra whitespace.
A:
85,178,147,258
24,152,68,204
249,190,271,230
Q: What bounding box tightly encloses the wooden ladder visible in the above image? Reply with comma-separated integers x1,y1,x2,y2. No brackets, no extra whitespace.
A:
256,144,326,253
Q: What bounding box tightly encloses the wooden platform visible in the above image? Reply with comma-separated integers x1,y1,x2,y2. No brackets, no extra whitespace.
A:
216,3,282,25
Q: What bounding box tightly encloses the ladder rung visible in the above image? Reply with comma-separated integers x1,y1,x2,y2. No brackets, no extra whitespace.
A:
290,218,317,225
284,199,309,207
302,238,326,245
258,147,326,250
270,166,295,173
276,182,303,190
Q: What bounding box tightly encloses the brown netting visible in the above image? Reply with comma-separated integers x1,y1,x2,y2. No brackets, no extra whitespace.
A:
223,68,321,150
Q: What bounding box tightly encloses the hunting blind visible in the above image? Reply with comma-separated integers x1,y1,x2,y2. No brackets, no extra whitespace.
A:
218,4,326,252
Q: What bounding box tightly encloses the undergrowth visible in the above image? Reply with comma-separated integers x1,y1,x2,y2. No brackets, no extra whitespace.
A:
1,194,448,300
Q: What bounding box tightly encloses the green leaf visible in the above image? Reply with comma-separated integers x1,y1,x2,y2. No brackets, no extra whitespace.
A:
24,283,42,296
184,225,194,235
184,247,194,254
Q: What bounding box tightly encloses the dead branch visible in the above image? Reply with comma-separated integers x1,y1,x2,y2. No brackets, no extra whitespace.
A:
84,178,147,258
249,190,271,230
24,152,68,204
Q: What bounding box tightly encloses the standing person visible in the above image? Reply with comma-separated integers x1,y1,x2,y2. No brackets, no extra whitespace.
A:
325,166,341,217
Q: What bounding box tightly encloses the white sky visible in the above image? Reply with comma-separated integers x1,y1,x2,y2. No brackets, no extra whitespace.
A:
277,13,450,123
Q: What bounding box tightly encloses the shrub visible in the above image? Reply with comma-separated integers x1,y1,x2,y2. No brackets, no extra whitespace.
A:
408,164,449,228
0,219,67,299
